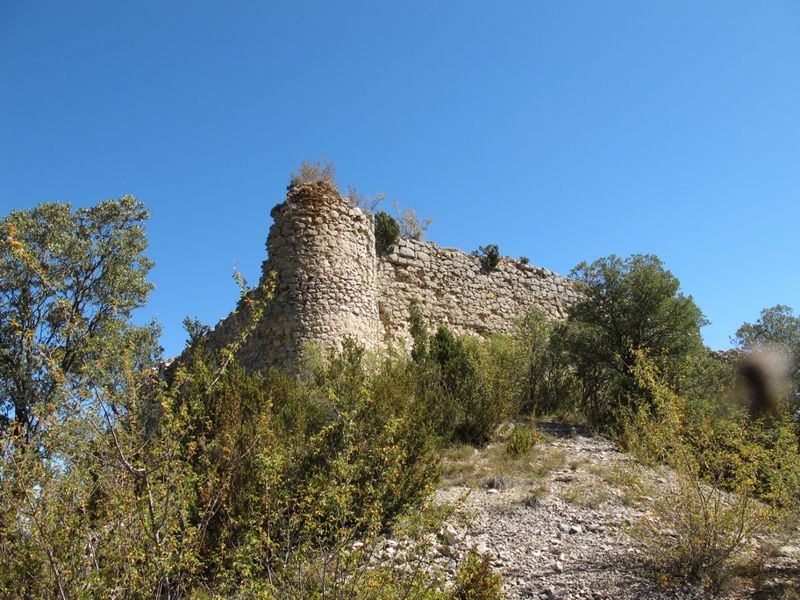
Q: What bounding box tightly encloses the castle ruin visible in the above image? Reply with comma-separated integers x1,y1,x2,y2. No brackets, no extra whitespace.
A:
207,181,581,371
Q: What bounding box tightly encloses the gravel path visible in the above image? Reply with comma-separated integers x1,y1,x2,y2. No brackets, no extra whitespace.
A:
430,423,800,600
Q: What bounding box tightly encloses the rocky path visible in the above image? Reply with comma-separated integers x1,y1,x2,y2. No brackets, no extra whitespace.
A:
430,422,800,600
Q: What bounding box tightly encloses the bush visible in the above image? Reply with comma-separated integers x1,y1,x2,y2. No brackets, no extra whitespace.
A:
473,244,500,272
422,327,524,446
0,327,446,596
452,548,503,600
514,309,582,416
406,309,526,446
563,254,707,432
518,256,529,265
393,201,432,241
346,185,385,213
506,423,535,457
375,210,400,254
638,446,776,591
426,326,475,441
288,157,337,189
459,335,526,444
625,351,799,592
265,340,441,547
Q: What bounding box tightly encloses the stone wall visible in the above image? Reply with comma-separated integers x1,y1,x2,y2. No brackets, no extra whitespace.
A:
206,182,580,371
376,238,580,348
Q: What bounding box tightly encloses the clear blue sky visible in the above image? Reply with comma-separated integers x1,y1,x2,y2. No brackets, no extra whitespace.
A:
2,1,798,357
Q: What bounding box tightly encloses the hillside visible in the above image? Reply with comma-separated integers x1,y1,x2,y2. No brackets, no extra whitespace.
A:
425,422,800,599
3,195,798,598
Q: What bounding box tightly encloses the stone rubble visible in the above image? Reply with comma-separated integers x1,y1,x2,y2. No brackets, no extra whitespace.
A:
428,424,800,599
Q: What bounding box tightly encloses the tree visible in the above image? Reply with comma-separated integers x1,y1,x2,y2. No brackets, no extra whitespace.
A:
733,305,800,354
0,197,155,440
562,254,706,428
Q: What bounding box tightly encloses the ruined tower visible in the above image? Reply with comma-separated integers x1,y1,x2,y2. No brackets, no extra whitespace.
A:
262,181,382,358
207,182,382,370
206,180,580,372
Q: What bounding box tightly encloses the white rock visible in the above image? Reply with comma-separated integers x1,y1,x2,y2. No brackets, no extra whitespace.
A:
439,523,458,546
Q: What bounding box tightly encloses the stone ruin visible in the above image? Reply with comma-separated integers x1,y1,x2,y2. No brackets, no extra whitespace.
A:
205,181,581,371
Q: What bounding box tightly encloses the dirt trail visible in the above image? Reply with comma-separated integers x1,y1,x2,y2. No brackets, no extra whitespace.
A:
431,422,800,599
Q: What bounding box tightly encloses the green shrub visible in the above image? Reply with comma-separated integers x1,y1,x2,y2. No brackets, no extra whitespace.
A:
375,210,400,254
422,328,524,446
506,423,535,457
514,308,582,416
626,351,799,592
452,548,503,600
473,244,500,272
518,256,529,265
458,335,525,445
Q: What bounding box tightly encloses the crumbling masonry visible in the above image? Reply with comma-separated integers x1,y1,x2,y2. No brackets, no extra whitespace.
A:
206,182,581,371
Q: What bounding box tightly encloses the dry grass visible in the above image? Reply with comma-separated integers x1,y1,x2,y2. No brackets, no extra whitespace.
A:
441,444,478,486
559,480,611,509
528,448,567,478
568,459,586,471
587,463,646,506
520,483,550,509
439,426,565,489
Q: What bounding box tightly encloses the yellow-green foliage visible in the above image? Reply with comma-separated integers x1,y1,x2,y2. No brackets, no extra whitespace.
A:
0,333,446,597
460,333,527,444
625,350,800,590
452,548,504,600
506,424,534,457
505,416,541,458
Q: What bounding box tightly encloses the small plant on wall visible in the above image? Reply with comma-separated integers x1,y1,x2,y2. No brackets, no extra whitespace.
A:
393,201,432,241
288,157,338,189
374,211,400,254
473,244,500,272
